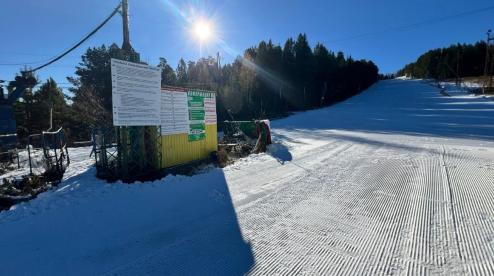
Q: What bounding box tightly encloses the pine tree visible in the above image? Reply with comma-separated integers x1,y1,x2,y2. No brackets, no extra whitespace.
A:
158,57,177,86
33,78,71,130
397,40,488,79
176,58,188,86
67,43,120,111
15,79,76,143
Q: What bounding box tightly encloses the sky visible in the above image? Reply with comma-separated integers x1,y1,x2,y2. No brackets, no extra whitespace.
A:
0,0,492,93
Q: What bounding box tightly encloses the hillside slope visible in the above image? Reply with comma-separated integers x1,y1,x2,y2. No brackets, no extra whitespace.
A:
1,79,494,275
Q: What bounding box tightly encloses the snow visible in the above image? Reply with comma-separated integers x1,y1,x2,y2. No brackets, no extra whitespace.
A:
1,79,494,275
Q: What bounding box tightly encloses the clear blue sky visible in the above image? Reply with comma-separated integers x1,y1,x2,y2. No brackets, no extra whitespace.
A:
0,0,492,92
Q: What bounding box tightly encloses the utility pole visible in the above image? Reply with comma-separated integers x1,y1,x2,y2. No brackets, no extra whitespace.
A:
121,0,132,51
115,0,141,178
436,56,461,84
320,82,327,108
217,52,222,86
456,48,461,85
444,62,461,82
483,29,494,93
279,84,283,114
115,0,139,62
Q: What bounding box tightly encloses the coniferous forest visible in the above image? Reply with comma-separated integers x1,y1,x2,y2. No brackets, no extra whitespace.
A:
397,40,487,79
13,33,379,145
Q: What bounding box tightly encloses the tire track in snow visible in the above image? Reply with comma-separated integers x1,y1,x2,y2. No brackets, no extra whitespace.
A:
86,137,492,276
439,145,462,262
236,138,494,276
239,141,377,275
442,145,494,275
225,139,348,208
16,138,491,276
75,139,359,275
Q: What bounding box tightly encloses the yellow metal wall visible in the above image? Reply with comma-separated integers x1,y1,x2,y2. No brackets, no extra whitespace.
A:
160,124,218,168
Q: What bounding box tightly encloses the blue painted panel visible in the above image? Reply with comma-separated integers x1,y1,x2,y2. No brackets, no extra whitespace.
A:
0,104,18,150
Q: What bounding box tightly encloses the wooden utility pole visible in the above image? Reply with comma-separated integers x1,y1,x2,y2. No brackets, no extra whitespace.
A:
483,30,494,93
115,0,142,178
121,0,132,51
115,0,139,62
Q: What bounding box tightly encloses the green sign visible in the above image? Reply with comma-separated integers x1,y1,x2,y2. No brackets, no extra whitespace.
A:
187,91,212,107
187,90,214,142
188,109,205,121
188,96,204,107
188,90,213,99
188,123,206,141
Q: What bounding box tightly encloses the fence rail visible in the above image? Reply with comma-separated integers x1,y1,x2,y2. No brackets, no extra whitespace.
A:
91,126,162,182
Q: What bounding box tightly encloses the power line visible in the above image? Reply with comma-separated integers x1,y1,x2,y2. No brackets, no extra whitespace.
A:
0,52,82,59
0,50,191,63
0,57,58,66
323,5,494,46
0,51,59,57
22,2,123,73
0,51,80,66
0,36,112,66
0,57,187,66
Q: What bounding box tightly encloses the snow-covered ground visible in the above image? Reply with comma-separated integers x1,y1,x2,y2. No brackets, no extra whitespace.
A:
1,79,494,275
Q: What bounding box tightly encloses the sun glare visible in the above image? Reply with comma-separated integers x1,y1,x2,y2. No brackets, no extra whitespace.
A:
195,23,211,40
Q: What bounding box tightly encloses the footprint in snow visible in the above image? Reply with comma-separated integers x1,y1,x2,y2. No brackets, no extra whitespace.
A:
210,189,225,203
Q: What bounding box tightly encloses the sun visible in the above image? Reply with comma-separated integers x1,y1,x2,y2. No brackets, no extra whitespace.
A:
195,23,211,40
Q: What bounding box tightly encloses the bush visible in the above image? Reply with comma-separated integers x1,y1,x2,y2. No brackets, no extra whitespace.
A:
217,148,228,166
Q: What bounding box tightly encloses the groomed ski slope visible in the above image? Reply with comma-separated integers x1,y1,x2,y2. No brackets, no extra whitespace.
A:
1,79,494,275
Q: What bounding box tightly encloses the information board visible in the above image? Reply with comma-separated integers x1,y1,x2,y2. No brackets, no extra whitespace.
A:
159,88,217,139
187,90,215,141
111,58,162,126
160,87,189,135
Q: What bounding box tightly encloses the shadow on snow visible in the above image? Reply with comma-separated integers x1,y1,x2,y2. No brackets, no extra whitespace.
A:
0,166,254,276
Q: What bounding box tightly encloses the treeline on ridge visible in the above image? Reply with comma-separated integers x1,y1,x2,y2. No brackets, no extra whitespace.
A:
13,33,379,145
397,40,487,79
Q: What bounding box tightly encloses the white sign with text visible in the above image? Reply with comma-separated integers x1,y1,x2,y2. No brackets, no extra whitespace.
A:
111,58,162,126
160,88,189,135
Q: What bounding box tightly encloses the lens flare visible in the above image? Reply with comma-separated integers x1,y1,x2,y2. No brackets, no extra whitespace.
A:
158,0,239,61
195,23,210,40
